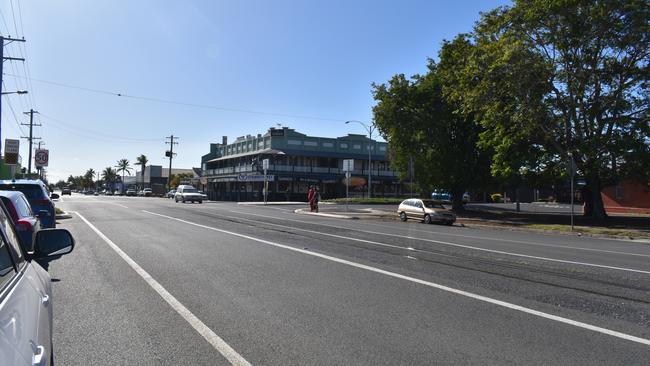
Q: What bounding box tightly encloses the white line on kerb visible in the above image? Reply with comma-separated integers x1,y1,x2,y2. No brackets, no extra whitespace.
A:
74,212,252,366
142,209,650,347
229,210,650,275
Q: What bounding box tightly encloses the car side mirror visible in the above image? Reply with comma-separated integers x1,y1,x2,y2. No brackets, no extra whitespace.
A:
36,210,50,218
33,229,74,260
50,193,60,199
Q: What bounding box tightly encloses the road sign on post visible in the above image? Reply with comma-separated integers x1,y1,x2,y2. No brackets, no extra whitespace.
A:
4,139,19,165
34,149,49,168
342,159,354,211
342,159,354,172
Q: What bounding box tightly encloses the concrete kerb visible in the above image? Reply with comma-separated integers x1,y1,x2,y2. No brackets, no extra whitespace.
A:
238,201,309,206
56,211,73,219
294,208,358,219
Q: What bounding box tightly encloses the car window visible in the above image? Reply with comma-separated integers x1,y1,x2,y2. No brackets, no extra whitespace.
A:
0,184,46,200
0,206,25,262
14,196,33,218
0,237,17,291
183,188,198,193
414,201,423,208
0,197,18,221
423,201,444,209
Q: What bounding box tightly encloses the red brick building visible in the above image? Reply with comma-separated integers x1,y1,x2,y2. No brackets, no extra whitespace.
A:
601,181,650,214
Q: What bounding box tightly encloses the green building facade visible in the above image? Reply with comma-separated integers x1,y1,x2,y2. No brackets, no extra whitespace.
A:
200,127,404,201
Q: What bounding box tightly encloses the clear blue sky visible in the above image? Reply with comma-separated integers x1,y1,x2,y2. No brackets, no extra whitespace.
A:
0,0,510,182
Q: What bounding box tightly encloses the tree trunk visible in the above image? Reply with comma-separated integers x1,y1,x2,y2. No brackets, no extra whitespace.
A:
451,188,465,212
583,177,607,219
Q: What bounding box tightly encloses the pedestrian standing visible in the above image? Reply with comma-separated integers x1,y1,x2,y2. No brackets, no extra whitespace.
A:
313,187,321,213
307,185,315,212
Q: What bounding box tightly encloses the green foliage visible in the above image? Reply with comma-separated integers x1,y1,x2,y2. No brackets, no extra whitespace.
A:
169,173,194,189
372,56,492,210
490,193,502,203
449,0,649,218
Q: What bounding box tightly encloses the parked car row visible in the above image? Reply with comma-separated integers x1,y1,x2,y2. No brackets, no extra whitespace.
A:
0,179,76,365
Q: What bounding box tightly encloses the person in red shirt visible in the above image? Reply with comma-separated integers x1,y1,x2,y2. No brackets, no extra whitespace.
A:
307,186,315,212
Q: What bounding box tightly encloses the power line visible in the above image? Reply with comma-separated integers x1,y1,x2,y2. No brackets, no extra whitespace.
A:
2,81,26,135
15,0,37,109
39,113,161,142
4,73,346,122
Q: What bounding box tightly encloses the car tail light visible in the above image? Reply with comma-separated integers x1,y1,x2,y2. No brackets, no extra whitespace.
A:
15,219,33,232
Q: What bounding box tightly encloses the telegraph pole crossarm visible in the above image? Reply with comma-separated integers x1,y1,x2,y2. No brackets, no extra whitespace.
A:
21,109,41,178
1,36,27,157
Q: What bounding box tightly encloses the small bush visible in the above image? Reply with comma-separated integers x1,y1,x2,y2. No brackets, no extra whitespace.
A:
490,193,502,203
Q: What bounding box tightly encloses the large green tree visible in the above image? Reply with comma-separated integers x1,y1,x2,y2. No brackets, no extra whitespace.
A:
372,60,491,211
455,0,649,218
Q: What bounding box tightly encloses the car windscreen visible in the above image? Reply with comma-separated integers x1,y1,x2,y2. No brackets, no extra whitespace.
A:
422,201,444,209
183,188,198,193
0,184,46,200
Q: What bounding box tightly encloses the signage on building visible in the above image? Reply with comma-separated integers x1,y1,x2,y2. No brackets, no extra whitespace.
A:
4,139,19,165
34,149,49,167
342,159,354,172
270,129,284,136
237,174,274,182
262,159,269,170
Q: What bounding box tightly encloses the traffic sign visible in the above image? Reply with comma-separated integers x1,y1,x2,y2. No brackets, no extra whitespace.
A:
34,149,49,167
342,159,354,172
4,139,19,165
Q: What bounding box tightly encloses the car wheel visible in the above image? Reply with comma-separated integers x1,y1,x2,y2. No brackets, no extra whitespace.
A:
182,198,186,203
399,212,407,221
424,214,432,224
198,200,203,204
445,221,454,226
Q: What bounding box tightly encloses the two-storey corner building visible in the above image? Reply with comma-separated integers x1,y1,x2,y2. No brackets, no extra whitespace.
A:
200,127,403,201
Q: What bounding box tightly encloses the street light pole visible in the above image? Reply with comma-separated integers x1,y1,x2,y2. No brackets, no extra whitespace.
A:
345,120,375,199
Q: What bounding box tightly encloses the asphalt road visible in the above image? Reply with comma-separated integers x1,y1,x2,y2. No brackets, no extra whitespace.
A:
49,194,650,365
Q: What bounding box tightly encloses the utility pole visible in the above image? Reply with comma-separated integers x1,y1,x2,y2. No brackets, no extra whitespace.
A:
165,135,178,190
0,36,26,156
21,109,40,178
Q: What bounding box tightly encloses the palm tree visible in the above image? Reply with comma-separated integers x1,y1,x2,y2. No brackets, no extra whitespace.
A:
102,167,118,191
136,154,149,188
115,159,132,193
84,168,96,189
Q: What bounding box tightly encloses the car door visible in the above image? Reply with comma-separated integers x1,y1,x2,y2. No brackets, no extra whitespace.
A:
411,200,425,220
0,205,51,366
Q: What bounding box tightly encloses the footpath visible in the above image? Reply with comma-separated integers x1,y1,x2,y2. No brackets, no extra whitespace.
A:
241,201,650,241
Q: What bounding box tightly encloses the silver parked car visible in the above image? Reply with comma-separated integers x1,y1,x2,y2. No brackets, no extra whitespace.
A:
397,198,456,225
0,200,75,365
174,185,203,204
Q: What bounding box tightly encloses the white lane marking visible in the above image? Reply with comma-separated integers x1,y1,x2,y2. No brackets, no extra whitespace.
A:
227,210,650,275
142,209,650,347
231,207,650,258
358,221,650,258
74,212,251,366
107,202,129,209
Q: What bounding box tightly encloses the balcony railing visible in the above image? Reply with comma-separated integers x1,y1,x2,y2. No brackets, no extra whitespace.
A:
203,165,399,177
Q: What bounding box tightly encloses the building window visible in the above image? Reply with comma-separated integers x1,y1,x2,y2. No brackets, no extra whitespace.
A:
304,141,318,147
379,146,386,152
322,142,334,148
288,140,302,145
353,144,361,149
340,143,348,148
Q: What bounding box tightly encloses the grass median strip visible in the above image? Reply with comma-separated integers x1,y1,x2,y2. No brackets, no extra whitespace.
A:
526,224,650,239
